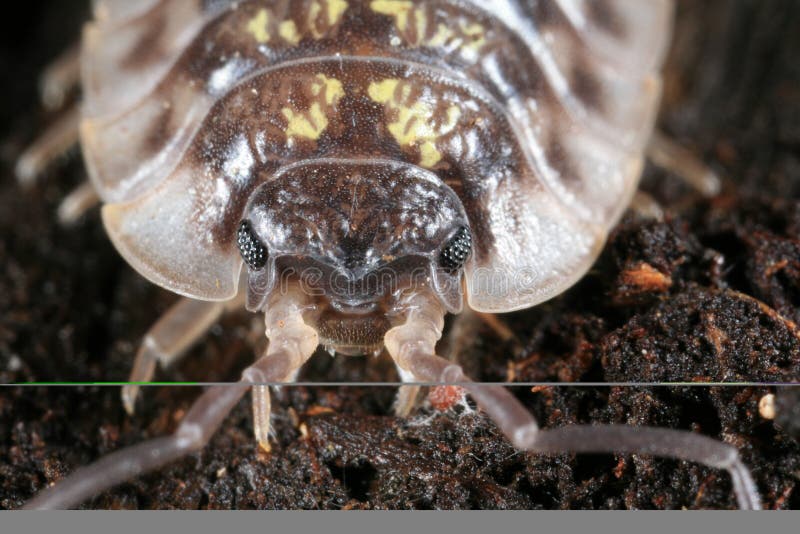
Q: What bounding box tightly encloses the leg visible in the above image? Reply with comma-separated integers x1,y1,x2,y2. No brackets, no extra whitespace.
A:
15,106,80,187
384,296,761,510
40,44,81,111
24,301,319,510
394,308,520,417
18,46,97,224
252,385,272,451
630,190,665,221
393,382,422,418
252,366,304,451
393,310,478,417
57,181,101,225
473,311,520,349
247,290,319,452
122,298,227,415
647,130,722,197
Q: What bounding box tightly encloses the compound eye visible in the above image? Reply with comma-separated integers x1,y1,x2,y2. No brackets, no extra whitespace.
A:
237,220,268,270
439,227,472,273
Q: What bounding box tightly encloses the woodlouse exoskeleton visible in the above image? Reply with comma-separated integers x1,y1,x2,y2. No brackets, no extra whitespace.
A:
13,0,763,509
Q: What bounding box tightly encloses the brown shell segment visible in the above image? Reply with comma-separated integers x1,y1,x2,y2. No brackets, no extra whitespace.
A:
82,0,219,118
83,0,673,311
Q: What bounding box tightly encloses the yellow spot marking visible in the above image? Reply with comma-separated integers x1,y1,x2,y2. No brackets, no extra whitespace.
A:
460,21,487,52
371,1,413,19
371,0,414,32
279,19,301,45
372,1,429,46
412,8,428,45
428,23,455,47
418,142,442,168
309,0,349,38
309,1,322,30
367,78,400,104
247,9,271,44
368,79,461,168
326,0,349,25
373,2,486,54
282,74,345,141
311,73,345,105
282,104,328,141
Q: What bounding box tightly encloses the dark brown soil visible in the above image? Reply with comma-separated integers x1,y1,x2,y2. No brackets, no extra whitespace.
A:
1,0,799,509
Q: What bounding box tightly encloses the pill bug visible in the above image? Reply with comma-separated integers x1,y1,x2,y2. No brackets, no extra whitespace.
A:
13,0,763,509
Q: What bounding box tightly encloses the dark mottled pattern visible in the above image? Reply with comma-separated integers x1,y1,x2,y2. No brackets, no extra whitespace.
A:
242,159,468,318
245,160,469,269
97,0,632,250
189,57,527,254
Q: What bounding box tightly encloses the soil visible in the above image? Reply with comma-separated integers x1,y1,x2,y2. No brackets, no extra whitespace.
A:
1,0,799,509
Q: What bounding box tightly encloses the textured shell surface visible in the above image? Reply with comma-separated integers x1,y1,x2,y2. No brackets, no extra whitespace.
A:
83,0,673,313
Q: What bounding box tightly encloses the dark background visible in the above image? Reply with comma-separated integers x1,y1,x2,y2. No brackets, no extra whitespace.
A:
1,1,799,509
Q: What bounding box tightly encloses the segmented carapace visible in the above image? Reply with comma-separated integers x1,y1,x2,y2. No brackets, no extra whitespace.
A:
20,0,761,509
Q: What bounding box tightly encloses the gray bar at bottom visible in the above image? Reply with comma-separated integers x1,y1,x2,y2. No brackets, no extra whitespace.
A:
0,510,794,534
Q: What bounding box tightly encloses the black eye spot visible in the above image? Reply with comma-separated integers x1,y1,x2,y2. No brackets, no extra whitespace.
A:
237,220,268,270
439,227,472,273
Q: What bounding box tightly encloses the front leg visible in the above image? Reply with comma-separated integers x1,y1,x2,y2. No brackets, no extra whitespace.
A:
249,289,319,452
394,307,520,417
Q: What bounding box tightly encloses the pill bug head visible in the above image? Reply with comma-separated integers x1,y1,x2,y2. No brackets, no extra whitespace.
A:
238,160,471,355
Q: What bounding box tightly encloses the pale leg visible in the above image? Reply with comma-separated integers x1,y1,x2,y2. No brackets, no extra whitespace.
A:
393,384,422,418
15,42,81,183
122,298,227,415
630,190,665,221
17,45,100,223
15,106,80,187
393,308,520,417
40,44,81,111
252,385,272,451
647,131,722,197
16,109,101,225
56,181,101,225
